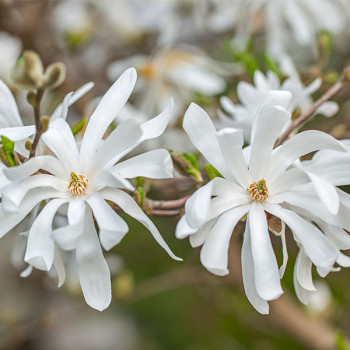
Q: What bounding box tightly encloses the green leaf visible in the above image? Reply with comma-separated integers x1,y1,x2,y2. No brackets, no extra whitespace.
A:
182,153,200,171
1,135,16,166
170,150,203,183
264,54,281,78
204,164,223,180
71,117,87,136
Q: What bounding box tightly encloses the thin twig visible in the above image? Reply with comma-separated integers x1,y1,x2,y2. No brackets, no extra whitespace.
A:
29,88,45,158
275,71,348,147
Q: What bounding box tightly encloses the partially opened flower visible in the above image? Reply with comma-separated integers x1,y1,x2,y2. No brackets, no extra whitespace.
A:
220,69,338,141
0,68,181,311
176,91,349,314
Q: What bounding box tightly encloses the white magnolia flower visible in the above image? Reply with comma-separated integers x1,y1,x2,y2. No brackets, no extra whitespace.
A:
220,69,338,141
176,91,348,314
0,68,181,311
227,0,346,58
107,45,235,120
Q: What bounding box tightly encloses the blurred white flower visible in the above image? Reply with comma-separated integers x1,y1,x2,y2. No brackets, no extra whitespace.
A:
0,32,22,84
0,68,181,311
176,91,348,314
220,69,338,141
107,46,235,121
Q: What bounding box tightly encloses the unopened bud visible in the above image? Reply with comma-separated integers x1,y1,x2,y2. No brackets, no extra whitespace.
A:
40,116,50,133
343,66,350,84
25,140,32,151
26,91,37,107
43,62,66,90
10,51,44,90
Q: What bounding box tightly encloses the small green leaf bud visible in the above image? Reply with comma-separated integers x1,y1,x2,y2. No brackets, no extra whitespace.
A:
25,140,32,151
26,91,37,107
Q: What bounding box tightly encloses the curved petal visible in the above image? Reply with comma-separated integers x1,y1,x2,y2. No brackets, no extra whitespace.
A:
183,103,231,179
200,204,250,276
51,200,86,251
0,125,36,141
241,218,269,314
53,245,66,287
2,175,68,213
249,201,283,301
263,202,338,269
189,219,216,248
79,68,137,168
0,79,23,127
25,198,67,271
76,207,111,311
266,130,346,181
249,105,290,180
87,193,128,251
296,248,316,291
100,188,182,261
293,250,311,305
279,221,288,278
109,149,173,180
3,155,67,180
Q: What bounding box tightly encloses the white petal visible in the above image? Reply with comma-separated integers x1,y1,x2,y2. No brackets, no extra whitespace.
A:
175,215,198,239
263,202,338,269
0,125,36,141
267,130,346,180
109,149,173,179
3,155,67,180
315,101,338,118
95,170,134,192
279,221,288,278
200,204,250,276
305,171,339,215
20,265,33,278
0,79,23,127
296,248,316,291
249,105,290,180
100,188,182,261
51,200,86,251
53,245,66,287
79,68,137,168
76,207,111,311
2,175,67,213
189,219,216,248
241,218,269,314
183,103,231,179
87,193,129,251
293,251,311,305
25,198,67,271
90,119,143,173
249,202,283,300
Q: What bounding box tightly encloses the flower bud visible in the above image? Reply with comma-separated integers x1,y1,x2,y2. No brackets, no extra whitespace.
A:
26,91,37,107
43,62,66,90
40,115,50,133
10,51,45,90
25,140,32,151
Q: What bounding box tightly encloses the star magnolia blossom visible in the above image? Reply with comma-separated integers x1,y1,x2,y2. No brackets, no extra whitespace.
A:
220,69,338,141
0,68,181,311
176,91,350,314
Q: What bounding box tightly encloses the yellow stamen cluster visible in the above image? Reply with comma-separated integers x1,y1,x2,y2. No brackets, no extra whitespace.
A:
68,172,88,195
247,179,269,201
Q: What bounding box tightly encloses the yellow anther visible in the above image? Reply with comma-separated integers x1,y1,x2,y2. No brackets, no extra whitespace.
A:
68,172,88,195
247,179,269,201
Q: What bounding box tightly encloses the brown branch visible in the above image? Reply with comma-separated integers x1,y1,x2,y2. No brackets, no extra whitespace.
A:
275,70,348,147
29,88,45,159
144,195,191,210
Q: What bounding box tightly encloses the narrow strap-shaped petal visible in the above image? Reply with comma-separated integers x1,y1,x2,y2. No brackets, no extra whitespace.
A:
189,219,216,248
249,201,283,301
109,149,173,180
25,198,67,271
183,103,231,179
279,221,288,278
200,204,250,276
76,206,111,311
175,215,198,240
87,193,129,251
3,155,67,180
2,175,68,213
100,188,182,261
266,130,346,181
53,245,66,287
241,218,269,314
249,104,290,180
51,200,86,251
293,250,311,305
0,79,23,127
263,202,338,269
295,248,316,292
79,68,137,168
0,125,36,141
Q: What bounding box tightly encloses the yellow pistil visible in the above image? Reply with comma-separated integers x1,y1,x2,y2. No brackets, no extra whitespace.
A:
247,179,269,201
68,172,88,195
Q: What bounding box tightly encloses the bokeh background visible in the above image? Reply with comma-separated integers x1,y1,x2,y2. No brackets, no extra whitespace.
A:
1,1,350,349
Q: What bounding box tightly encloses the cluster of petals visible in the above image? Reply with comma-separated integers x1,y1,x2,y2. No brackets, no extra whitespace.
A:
176,91,350,314
0,68,181,311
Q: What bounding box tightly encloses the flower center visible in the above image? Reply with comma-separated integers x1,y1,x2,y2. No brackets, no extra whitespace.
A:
247,179,269,201
68,172,88,195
